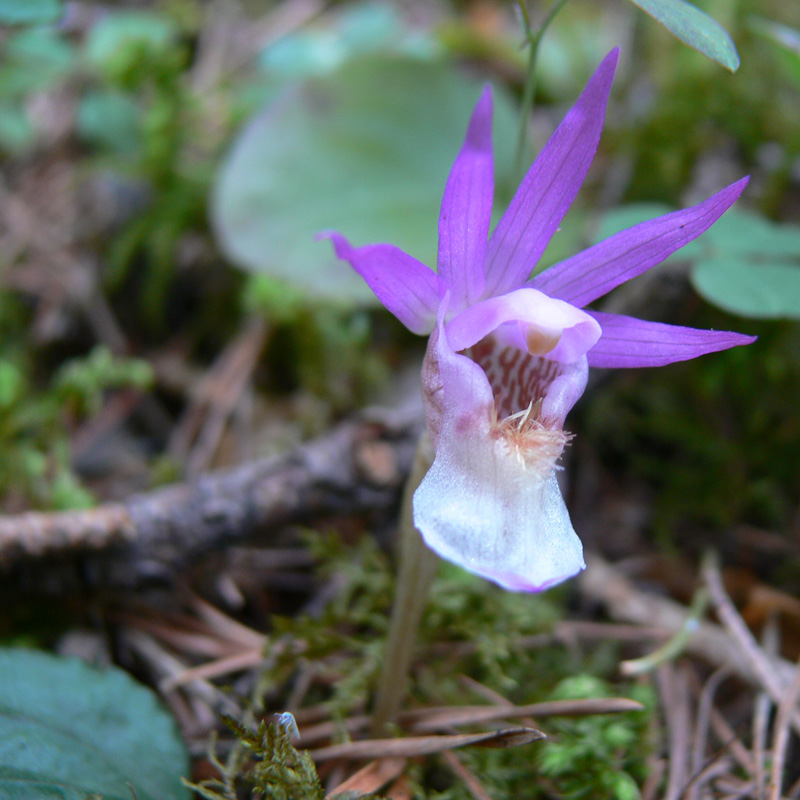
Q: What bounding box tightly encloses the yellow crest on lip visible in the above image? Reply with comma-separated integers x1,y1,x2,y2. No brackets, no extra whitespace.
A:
525,326,562,356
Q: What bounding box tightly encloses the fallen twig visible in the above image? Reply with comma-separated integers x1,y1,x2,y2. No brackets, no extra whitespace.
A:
0,409,421,588
657,663,691,800
293,697,644,749
310,727,546,762
404,697,644,733
440,750,494,800
580,555,798,689
702,556,800,737
326,757,406,798
768,654,800,800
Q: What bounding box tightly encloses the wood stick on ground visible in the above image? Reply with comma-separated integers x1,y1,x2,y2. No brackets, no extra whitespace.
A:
0,409,421,588
754,616,780,800
703,558,800,737
168,315,269,478
440,750,494,800
657,663,691,800
688,666,735,800
580,555,798,689
767,655,800,800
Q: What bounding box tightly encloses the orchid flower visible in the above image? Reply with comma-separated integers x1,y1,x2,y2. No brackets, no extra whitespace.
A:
323,49,755,592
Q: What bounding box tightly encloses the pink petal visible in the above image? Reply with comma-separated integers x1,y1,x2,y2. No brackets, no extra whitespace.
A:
414,306,584,592
437,86,495,311
539,356,590,427
322,232,439,334
420,299,494,448
533,178,749,306
482,49,618,297
586,311,757,368
445,288,601,364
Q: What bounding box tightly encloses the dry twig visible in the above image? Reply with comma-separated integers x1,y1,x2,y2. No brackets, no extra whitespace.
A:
657,663,692,800
0,410,421,588
768,655,800,800
703,557,800,737
310,727,546,762
168,315,269,477
440,750,495,800
326,757,406,798
581,555,798,689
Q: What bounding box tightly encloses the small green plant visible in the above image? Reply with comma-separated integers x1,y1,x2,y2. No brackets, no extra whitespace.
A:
0,344,152,510
0,25,74,152
196,530,652,799
190,718,326,800
537,676,653,800
55,344,153,416
76,7,226,327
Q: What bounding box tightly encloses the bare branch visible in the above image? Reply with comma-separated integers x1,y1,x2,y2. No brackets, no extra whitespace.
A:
0,410,422,589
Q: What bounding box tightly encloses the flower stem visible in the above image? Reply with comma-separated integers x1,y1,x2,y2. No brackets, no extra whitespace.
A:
371,433,438,737
514,0,571,182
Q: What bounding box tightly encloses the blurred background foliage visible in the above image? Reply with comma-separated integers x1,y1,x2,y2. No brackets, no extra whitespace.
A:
0,0,797,544
2,1,800,796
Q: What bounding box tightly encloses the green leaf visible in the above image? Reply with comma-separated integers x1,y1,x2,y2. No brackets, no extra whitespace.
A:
593,203,800,320
0,101,34,152
695,209,800,258
0,0,61,24
84,11,178,71
0,360,24,408
77,90,141,153
626,0,739,71
0,648,190,800
691,259,800,319
0,29,75,100
212,55,517,304
5,28,74,77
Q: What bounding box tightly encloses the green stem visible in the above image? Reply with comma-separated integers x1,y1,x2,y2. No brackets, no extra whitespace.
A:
513,0,571,182
619,587,710,676
371,433,438,737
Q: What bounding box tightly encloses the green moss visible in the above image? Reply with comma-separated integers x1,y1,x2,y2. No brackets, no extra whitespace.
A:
211,531,653,799
0,342,153,510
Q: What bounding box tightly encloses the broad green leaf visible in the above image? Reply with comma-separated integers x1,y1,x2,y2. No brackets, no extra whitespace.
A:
5,28,74,77
626,0,739,71
692,259,800,319
594,203,800,320
212,55,517,304
0,648,190,800
0,0,61,24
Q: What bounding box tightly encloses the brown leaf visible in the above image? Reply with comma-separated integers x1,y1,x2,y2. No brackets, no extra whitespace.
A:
310,727,545,761
403,697,644,732
328,757,406,797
